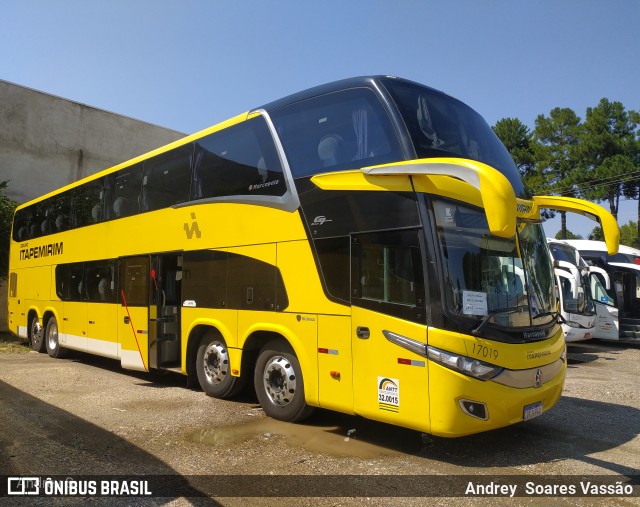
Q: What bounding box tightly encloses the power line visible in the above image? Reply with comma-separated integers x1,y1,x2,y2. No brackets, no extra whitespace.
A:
529,168,640,195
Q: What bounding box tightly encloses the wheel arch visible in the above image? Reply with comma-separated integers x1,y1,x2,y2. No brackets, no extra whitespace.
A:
243,326,318,407
184,320,236,381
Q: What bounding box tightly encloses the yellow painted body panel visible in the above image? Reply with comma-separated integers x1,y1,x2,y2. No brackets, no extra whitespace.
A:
311,170,413,192
87,303,118,358
351,307,430,433
61,301,87,350
118,305,148,371
532,195,620,254
9,203,307,269
276,240,348,316
361,158,517,238
317,315,353,413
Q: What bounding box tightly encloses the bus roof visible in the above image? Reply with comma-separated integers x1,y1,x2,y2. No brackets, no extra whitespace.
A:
563,239,640,256
256,75,450,113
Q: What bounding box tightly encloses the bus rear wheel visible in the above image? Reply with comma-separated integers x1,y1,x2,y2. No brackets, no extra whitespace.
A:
29,315,46,353
254,341,314,422
196,332,244,398
45,317,67,359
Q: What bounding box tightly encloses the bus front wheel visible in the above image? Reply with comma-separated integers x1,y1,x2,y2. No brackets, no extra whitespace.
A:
196,332,244,398
254,341,314,422
45,317,67,359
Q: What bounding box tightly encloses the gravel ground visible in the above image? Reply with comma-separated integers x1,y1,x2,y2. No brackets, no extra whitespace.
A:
0,333,638,506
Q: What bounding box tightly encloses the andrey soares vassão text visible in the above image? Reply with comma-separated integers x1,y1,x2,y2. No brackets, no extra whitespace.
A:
465,480,635,497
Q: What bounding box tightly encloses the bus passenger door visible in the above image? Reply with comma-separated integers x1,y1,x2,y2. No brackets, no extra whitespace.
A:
350,231,431,433
118,256,149,371
149,253,182,370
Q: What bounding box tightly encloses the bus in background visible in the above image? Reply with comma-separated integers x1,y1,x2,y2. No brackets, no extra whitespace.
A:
564,240,640,340
547,239,618,342
7,76,620,437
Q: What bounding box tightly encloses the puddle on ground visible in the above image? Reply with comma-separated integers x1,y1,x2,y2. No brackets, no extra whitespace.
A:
186,414,404,459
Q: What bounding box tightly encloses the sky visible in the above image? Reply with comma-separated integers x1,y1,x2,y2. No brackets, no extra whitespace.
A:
2,0,639,239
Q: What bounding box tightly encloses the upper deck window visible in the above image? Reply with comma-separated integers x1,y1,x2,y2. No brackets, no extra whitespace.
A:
270,88,403,178
193,115,286,199
382,80,525,197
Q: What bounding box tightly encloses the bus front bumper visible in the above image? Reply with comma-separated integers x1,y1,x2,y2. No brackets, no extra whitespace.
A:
428,358,566,438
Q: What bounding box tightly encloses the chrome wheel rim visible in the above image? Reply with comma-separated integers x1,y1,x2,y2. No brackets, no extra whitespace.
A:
31,319,43,348
46,320,58,351
203,342,229,384
263,356,296,407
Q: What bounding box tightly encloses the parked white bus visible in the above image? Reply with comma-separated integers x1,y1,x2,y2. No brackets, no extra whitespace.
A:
564,240,640,340
547,239,617,342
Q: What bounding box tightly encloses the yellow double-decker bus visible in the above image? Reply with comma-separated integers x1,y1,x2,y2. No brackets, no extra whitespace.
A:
7,76,619,437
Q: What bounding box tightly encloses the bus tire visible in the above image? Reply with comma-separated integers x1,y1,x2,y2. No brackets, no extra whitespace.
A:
254,341,314,422
45,317,67,359
29,315,46,353
196,332,244,398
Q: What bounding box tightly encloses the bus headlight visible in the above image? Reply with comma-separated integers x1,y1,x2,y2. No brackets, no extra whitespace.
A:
427,346,503,380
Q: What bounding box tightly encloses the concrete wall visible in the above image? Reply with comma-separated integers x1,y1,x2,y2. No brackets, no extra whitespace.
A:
0,80,186,331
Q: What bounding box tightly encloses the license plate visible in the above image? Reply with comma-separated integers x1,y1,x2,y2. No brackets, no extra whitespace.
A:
523,401,543,421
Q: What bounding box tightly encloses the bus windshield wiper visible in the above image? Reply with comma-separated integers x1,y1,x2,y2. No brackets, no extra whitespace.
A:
471,307,521,336
532,310,566,323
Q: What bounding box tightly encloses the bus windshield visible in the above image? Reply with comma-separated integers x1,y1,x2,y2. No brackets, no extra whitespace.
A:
548,241,595,316
433,200,556,332
383,79,525,197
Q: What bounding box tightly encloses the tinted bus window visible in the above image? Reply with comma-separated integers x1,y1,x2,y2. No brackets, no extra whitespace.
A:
84,260,116,303
182,250,228,309
383,79,525,196
13,208,30,242
28,202,47,239
56,263,84,301
106,165,142,219
48,191,73,233
74,177,105,227
270,87,402,178
142,145,193,211
193,116,286,200
314,236,350,303
352,230,425,322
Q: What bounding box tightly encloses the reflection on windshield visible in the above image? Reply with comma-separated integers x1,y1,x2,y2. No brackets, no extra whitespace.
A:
548,241,596,316
434,200,556,329
518,223,556,324
591,274,615,306
383,79,525,197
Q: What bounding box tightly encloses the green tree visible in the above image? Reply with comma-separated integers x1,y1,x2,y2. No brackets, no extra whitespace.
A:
574,99,640,221
588,226,604,242
590,221,639,247
621,221,639,247
554,229,582,240
493,117,537,190
0,181,19,281
532,108,582,238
